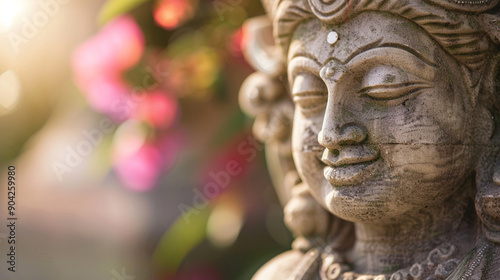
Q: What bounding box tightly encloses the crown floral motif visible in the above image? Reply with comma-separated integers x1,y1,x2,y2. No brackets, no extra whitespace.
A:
306,0,499,23
261,0,499,21
427,0,498,11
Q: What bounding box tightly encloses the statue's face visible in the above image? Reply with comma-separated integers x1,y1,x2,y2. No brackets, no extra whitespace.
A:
289,12,491,223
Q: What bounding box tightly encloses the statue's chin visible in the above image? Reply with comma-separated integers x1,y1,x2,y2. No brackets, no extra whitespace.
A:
320,181,400,223
316,177,448,224
297,152,473,223
295,160,404,223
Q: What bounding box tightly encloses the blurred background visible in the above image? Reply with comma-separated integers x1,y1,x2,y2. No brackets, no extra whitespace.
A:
0,0,292,279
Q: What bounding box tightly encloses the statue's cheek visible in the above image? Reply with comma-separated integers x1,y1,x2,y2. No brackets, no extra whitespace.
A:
292,111,324,151
376,109,476,184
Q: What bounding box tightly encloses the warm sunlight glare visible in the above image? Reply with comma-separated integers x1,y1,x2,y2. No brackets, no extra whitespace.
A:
0,0,26,33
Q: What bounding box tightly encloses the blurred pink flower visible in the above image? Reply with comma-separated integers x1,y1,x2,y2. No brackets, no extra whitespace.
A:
85,78,132,121
154,0,197,30
114,130,185,192
99,16,145,71
227,27,252,68
73,15,183,192
72,38,116,88
115,143,163,192
72,15,145,116
133,91,178,129
230,28,244,57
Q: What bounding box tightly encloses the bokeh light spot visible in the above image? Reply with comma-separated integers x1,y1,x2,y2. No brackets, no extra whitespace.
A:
0,0,25,33
112,119,150,160
154,0,197,30
207,195,244,248
0,70,21,116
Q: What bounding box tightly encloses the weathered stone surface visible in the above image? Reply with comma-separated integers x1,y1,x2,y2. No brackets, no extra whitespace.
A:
240,0,500,279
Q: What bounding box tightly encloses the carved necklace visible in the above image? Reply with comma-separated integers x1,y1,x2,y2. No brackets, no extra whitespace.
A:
288,241,491,280
319,243,461,280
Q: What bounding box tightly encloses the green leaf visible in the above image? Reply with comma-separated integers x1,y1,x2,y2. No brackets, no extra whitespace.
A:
153,206,211,272
97,0,150,25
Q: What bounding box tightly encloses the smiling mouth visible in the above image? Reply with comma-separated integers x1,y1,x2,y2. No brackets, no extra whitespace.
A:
320,147,380,186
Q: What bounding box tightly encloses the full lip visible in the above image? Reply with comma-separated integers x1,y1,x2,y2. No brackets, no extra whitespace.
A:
320,146,380,186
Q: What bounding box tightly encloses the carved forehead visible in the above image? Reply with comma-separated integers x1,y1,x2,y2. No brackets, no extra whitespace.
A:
288,12,438,66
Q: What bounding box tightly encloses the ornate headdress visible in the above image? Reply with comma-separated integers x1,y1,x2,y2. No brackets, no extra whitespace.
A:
262,0,500,68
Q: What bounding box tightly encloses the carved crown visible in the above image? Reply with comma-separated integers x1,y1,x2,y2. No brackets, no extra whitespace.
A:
262,0,499,17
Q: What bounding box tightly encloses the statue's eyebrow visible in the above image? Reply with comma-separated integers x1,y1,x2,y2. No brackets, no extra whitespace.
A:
289,47,322,65
345,47,438,81
341,40,438,68
287,54,323,82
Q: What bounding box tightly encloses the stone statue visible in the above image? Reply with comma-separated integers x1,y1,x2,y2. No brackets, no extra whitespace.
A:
239,0,500,279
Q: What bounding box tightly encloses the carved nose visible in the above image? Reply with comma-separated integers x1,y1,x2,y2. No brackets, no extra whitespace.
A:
318,123,367,150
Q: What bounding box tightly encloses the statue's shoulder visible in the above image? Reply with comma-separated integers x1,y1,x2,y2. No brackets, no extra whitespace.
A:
252,250,306,280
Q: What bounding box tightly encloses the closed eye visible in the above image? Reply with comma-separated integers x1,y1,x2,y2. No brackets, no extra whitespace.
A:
291,70,328,115
293,91,327,114
360,82,432,101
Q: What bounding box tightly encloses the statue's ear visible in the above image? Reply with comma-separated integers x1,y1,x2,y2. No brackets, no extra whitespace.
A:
242,16,285,77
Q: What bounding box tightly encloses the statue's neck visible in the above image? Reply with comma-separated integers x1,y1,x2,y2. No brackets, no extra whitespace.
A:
346,180,478,275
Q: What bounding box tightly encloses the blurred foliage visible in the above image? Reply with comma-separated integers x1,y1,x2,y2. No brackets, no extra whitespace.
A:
72,0,290,279
153,206,212,273
98,0,150,25
0,0,291,279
